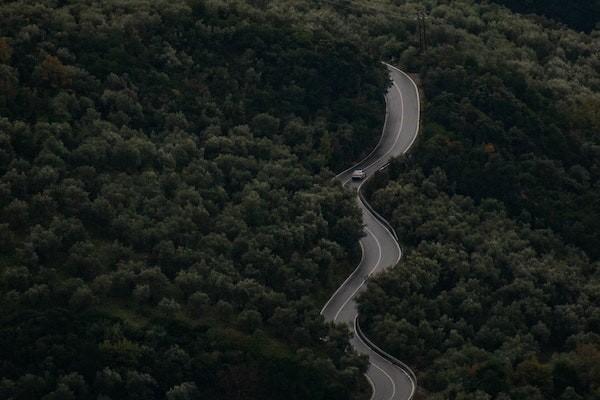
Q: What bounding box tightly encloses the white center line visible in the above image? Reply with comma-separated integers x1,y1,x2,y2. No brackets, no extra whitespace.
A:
323,65,421,400
370,361,397,400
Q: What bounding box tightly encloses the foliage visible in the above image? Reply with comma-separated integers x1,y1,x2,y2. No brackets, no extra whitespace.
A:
359,166,600,399
483,0,600,32
321,0,600,398
0,0,388,398
2,0,599,398
269,0,600,257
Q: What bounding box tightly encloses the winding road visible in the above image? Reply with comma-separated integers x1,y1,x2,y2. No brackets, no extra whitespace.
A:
321,64,420,400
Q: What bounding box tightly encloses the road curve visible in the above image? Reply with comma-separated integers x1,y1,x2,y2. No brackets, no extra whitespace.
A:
321,64,420,400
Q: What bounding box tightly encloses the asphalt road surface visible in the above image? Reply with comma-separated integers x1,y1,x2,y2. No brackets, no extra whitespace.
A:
321,64,420,400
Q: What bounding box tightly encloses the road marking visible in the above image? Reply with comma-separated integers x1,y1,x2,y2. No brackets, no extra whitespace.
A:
371,361,397,400
320,240,366,315
347,69,419,399
343,66,420,187
341,71,405,185
357,315,417,400
366,373,376,400
356,176,402,266
333,227,382,322
324,65,421,400
385,63,421,154
359,80,405,174
365,227,383,278
334,85,391,180
365,205,402,267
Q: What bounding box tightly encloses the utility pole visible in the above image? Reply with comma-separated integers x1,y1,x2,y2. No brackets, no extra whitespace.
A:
417,11,428,53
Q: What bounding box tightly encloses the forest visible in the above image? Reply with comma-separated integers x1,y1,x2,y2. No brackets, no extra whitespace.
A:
1,0,599,399
484,0,600,32
0,0,387,399
350,0,600,399
360,163,599,399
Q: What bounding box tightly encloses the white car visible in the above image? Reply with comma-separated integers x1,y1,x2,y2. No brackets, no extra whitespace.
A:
351,169,366,180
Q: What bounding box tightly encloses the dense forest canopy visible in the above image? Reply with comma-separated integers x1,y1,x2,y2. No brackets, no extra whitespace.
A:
360,164,599,399
258,0,600,260
483,0,600,32
1,0,599,399
0,1,388,399
308,0,600,260
337,0,599,399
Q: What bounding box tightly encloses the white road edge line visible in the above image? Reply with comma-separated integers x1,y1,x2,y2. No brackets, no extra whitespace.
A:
356,178,403,266
323,63,422,400
357,315,417,400
385,63,421,154
358,65,420,399
357,67,420,399
371,362,397,400
333,227,382,322
365,373,376,400
360,80,405,173
365,228,383,279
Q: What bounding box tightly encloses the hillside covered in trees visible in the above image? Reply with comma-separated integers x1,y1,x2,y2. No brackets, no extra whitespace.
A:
350,0,600,399
0,1,388,399
1,0,599,399
360,164,599,399
484,0,600,32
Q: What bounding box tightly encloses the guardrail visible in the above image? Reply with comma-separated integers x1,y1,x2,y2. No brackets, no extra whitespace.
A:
331,61,420,400
355,316,418,399
356,173,418,399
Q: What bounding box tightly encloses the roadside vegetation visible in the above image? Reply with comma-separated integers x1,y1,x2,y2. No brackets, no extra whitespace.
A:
483,0,600,32
0,1,387,398
352,0,600,399
360,163,599,399
1,0,599,399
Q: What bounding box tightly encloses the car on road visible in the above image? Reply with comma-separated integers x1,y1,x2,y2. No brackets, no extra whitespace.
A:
352,169,366,180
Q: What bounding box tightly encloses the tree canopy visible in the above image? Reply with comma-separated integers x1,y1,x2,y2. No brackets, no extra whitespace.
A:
359,165,599,399
1,0,599,398
0,0,388,398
